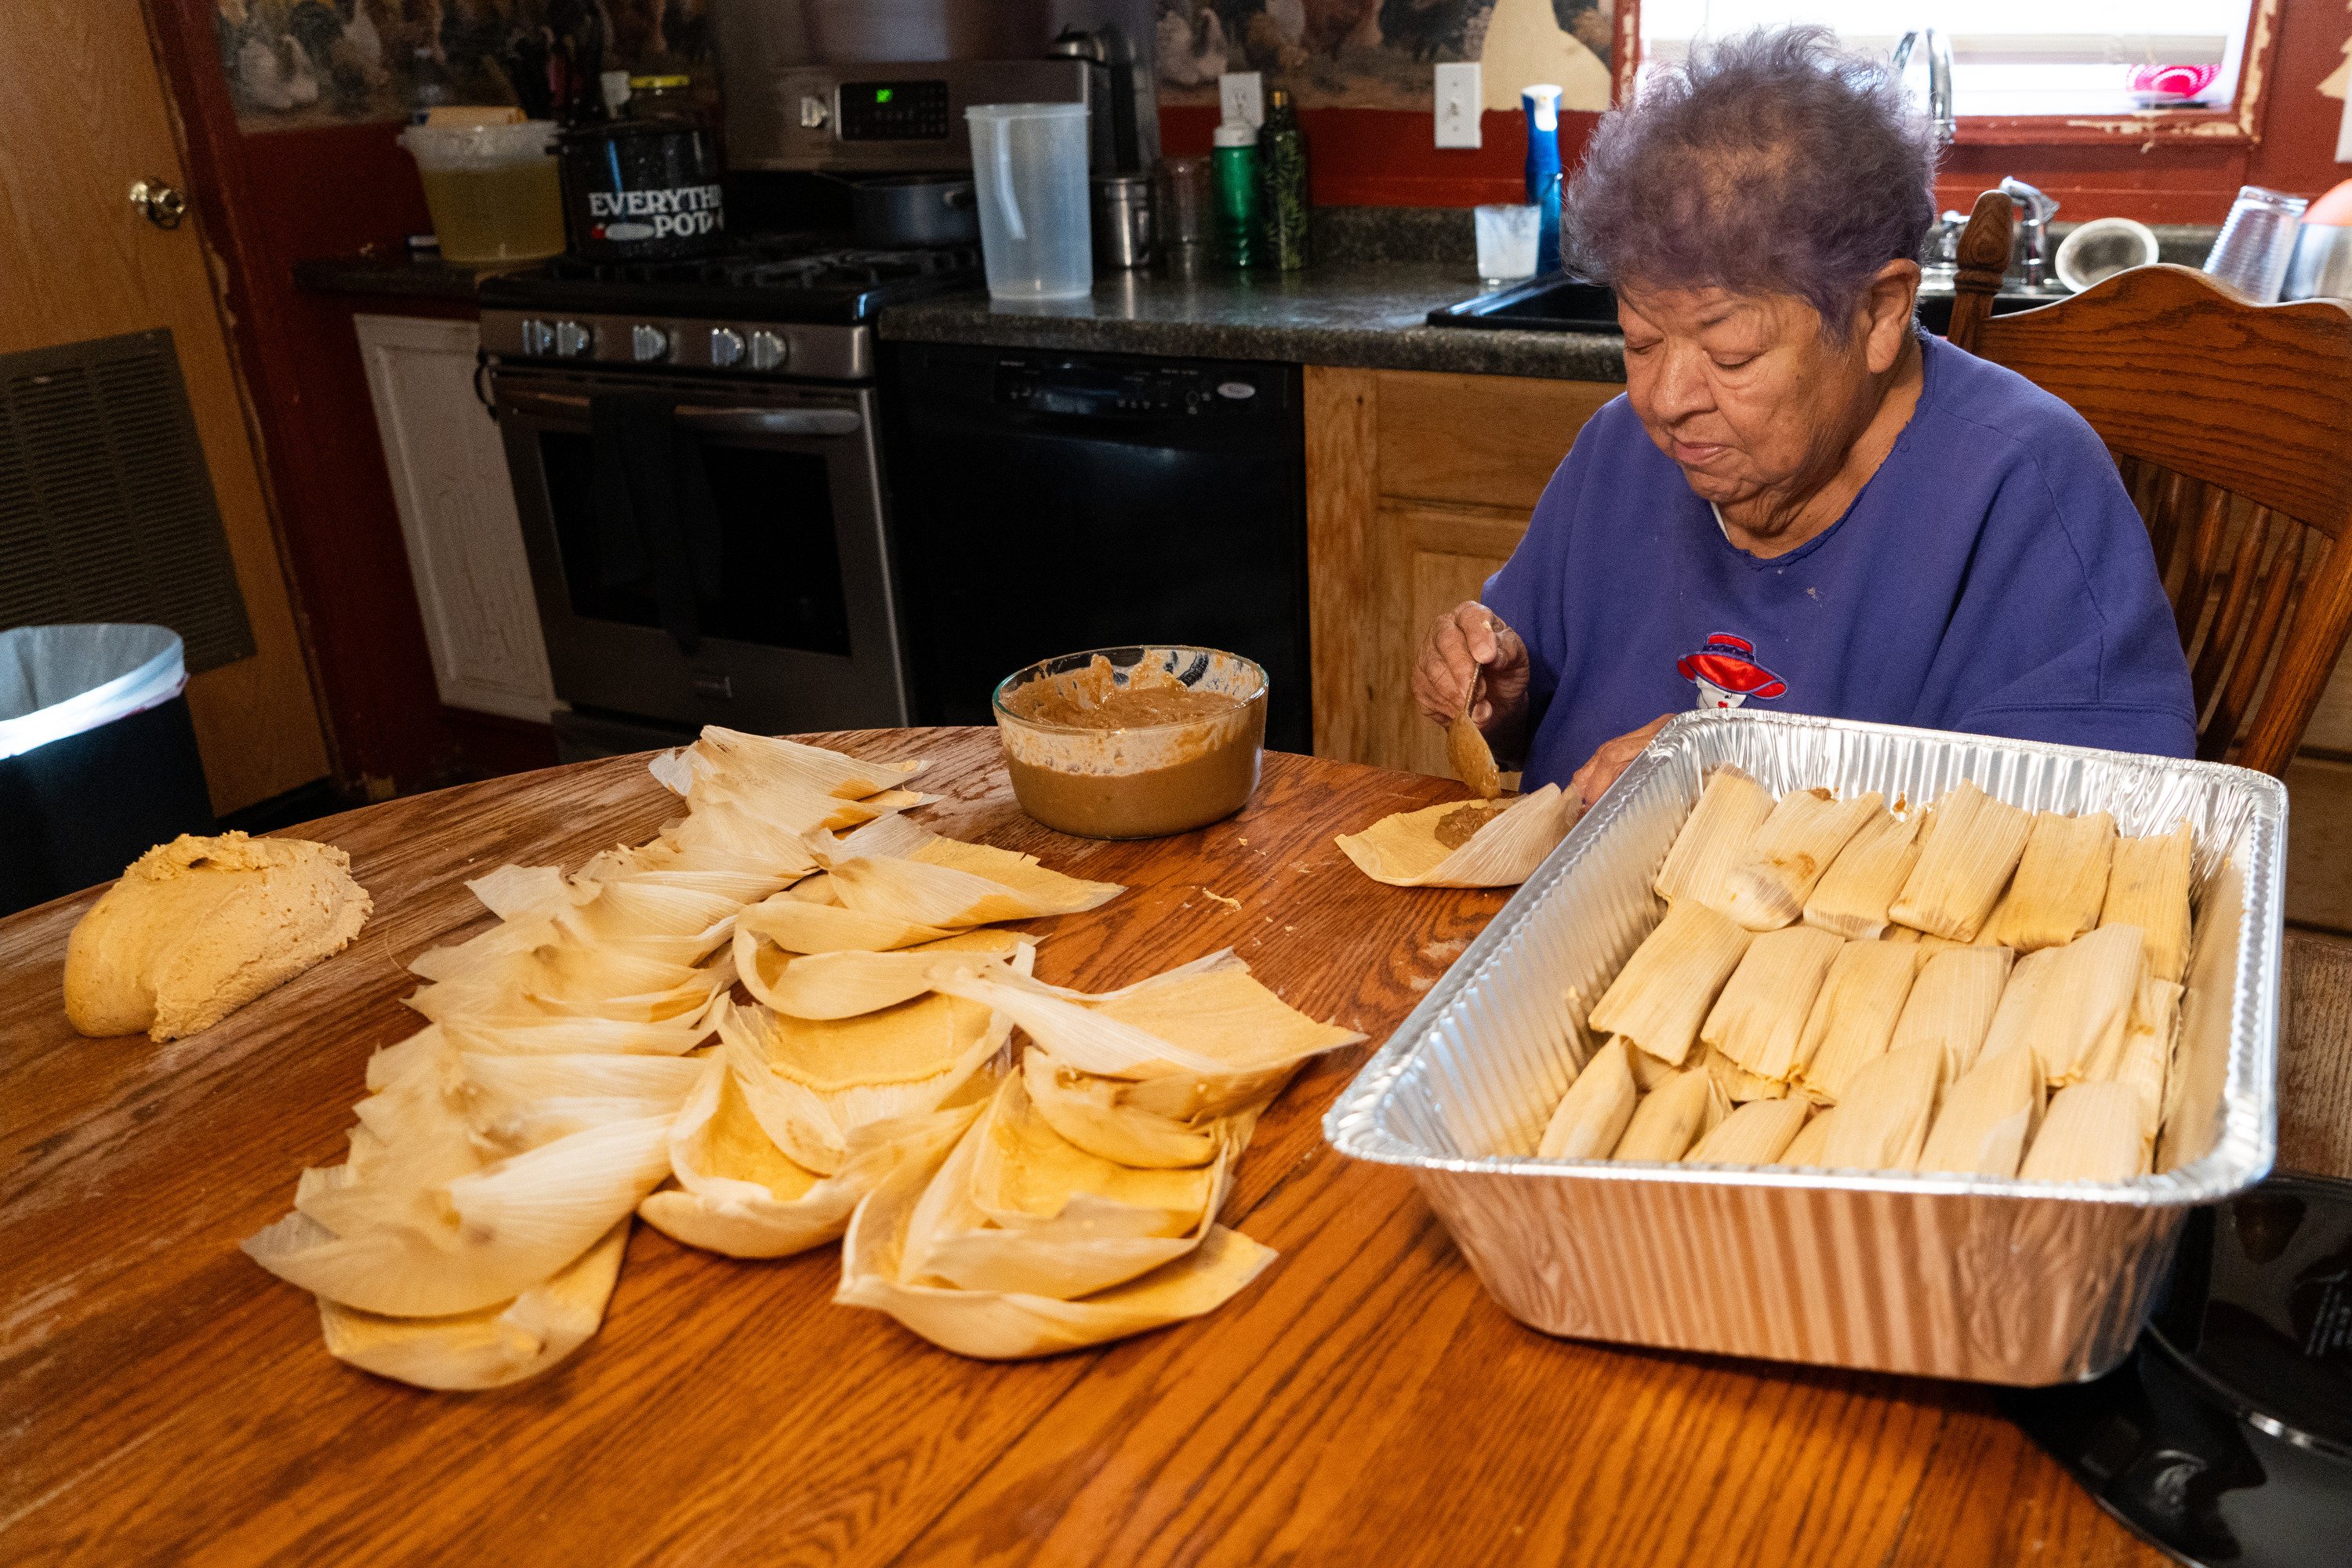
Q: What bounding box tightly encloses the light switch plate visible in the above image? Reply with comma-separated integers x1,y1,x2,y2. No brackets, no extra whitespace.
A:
1435,62,1481,147
2336,85,2351,162
1218,71,1263,129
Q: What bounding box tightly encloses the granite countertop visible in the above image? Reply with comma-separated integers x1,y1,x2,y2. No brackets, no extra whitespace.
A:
289,252,545,300
877,260,1628,381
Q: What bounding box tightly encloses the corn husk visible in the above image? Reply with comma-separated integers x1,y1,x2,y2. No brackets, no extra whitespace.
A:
1020,1049,1265,1168
734,895,964,956
900,1075,1232,1298
637,1047,983,1260
314,1218,630,1391
931,951,1362,1084
1888,780,2034,942
1610,1068,1728,1162
366,1014,713,1093
1625,1038,1684,1091
720,942,1025,1177
1886,945,2015,1081
1700,1042,1788,1102
1816,1044,1946,1171
1719,788,1885,931
1653,766,1774,911
1698,924,1845,1083
2029,922,2148,1087
1800,807,1923,940
1788,940,1920,1105
657,725,928,805
2103,823,2194,985
833,1113,1276,1359
1780,1106,1839,1167
1918,1044,2044,1176
245,1112,677,1318
1334,784,1578,888
2020,1082,2152,1182
1985,811,2116,953
1538,1038,1641,1158
735,928,1025,1017
1685,1098,1813,1166
816,836,1124,930
1586,899,1755,1067
2100,972,2181,1140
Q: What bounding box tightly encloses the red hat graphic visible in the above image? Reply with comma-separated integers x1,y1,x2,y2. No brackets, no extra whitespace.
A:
1677,633,1787,710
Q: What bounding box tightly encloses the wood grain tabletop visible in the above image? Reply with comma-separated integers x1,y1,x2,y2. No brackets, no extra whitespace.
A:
3,728,2336,1568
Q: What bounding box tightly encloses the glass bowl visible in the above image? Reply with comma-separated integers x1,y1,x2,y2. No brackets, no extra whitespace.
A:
990,645,1268,839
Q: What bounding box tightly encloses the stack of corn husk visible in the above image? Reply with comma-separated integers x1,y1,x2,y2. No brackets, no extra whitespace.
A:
241,731,974,1388
245,725,1352,1384
1536,768,2198,1183
834,951,1363,1357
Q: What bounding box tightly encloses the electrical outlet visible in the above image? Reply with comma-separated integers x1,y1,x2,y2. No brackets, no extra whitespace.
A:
1435,63,1481,148
1218,71,1263,129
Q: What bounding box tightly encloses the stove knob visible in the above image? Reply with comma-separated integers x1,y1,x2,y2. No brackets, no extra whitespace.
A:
708,327,745,368
748,329,789,372
631,324,670,362
553,320,592,358
518,318,553,355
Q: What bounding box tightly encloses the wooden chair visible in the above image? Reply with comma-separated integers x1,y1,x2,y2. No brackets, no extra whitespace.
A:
1942,187,2352,777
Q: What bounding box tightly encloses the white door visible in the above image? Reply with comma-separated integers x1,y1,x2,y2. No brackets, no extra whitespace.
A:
354,314,560,724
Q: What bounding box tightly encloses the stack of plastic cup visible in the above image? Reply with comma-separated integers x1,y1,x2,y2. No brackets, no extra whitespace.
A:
2202,186,2308,303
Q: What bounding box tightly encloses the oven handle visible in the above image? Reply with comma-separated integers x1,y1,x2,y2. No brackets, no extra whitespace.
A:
494,386,862,437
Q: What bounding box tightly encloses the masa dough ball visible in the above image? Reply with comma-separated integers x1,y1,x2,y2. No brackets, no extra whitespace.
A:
64,832,373,1041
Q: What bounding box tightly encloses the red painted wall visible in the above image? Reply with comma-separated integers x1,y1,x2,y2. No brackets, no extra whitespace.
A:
1167,2,2352,223
150,2,470,794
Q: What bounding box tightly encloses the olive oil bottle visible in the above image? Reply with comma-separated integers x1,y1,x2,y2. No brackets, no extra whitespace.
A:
1258,89,1310,270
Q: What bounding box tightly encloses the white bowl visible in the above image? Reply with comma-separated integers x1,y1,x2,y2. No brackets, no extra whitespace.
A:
2056,217,2161,293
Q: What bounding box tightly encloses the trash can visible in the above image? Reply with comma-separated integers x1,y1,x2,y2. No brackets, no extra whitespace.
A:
0,624,216,916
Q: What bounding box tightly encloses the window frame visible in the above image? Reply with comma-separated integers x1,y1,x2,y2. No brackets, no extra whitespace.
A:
1612,0,2284,148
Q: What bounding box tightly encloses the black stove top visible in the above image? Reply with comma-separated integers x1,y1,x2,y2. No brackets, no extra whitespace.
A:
481,233,983,325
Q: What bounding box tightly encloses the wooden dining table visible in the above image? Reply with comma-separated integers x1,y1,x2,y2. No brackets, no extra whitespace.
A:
5,728,2347,1567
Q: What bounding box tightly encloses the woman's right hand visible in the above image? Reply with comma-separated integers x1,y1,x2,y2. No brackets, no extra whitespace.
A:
1413,601,1530,735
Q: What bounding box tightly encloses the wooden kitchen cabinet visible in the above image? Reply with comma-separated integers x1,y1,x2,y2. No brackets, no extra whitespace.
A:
1305,365,1617,776
354,314,559,726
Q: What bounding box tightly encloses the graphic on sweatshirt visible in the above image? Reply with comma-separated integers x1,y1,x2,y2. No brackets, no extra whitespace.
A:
1677,633,1788,710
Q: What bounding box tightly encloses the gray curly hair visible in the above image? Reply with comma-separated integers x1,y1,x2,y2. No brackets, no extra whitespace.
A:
1563,27,1937,338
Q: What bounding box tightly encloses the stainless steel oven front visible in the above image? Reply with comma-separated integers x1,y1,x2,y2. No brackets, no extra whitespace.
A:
492,365,908,745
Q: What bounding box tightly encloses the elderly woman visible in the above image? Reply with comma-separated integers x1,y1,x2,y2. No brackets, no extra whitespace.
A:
1414,29,2194,804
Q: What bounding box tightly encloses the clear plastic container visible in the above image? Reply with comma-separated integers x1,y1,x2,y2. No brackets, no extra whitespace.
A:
2202,185,2308,305
397,120,565,263
966,102,1092,302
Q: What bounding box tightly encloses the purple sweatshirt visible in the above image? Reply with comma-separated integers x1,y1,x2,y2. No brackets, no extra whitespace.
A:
1483,332,2195,789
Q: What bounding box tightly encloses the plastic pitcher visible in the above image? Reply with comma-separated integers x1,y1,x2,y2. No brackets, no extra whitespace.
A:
397,121,565,263
966,103,1092,302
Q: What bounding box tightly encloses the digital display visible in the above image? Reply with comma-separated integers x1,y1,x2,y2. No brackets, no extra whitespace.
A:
840,79,950,140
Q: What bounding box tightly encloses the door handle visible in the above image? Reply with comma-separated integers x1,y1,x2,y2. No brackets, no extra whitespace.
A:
129,179,187,230
489,385,862,437
672,406,862,436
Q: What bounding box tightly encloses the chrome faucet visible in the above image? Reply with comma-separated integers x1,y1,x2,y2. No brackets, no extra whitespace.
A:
1893,28,1955,151
2000,176,2062,289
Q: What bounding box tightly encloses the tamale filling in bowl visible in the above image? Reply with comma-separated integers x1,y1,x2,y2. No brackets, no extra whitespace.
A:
993,647,1267,840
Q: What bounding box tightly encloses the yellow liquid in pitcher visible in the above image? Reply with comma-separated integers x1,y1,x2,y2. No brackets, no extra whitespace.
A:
419,162,567,263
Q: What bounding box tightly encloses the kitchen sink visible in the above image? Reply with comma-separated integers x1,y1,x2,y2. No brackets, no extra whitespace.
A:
1427,274,2072,337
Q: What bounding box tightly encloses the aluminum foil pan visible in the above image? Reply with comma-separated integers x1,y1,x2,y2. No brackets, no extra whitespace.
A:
1325,711,2285,1385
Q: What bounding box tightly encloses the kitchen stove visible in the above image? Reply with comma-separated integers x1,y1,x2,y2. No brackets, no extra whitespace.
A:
480,234,982,381
481,234,986,760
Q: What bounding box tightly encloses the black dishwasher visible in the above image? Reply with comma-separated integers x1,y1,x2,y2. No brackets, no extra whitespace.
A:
880,342,1311,753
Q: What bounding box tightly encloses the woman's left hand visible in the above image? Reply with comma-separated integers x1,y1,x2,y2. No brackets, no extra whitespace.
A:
1570,714,1676,808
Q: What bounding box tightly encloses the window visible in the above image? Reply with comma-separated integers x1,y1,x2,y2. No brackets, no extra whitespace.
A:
1638,2,2261,125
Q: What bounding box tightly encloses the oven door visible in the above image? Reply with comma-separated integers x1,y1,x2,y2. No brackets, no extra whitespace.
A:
493,368,908,735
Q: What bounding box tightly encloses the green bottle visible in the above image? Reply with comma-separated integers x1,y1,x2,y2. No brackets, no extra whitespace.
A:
1212,122,1260,268
1258,89,1310,270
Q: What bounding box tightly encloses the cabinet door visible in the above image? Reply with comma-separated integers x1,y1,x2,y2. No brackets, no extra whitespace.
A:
355,314,558,724
1308,365,1610,780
